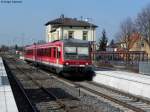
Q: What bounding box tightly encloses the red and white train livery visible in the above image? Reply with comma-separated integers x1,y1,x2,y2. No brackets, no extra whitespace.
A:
24,39,94,78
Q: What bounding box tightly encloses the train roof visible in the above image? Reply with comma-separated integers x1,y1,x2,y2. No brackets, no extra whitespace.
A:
61,38,89,44
25,39,89,49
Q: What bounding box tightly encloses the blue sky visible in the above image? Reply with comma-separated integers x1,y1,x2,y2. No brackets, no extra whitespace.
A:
0,0,150,46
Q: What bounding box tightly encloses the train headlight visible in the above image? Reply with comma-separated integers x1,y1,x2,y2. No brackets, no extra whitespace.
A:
65,62,69,65
85,62,88,65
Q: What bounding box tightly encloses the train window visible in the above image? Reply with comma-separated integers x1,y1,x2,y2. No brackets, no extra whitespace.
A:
39,49,42,56
49,48,51,57
46,48,50,57
42,49,44,56
57,51,61,58
42,48,46,56
40,49,42,56
39,49,41,56
38,49,40,56
77,47,89,55
37,50,39,56
64,47,77,54
53,47,56,58
57,47,61,58
45,49,47,56
45,48,48,56
44,49,46,56
27,50,33,55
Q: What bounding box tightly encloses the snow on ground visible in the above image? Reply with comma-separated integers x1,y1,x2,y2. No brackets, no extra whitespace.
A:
93,68,150,99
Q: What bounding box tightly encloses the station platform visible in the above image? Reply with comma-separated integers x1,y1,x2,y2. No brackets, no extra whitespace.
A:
0,57,18,112
94,68,150,99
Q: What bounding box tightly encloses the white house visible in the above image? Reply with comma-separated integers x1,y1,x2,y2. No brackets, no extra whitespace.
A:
45,15,98,44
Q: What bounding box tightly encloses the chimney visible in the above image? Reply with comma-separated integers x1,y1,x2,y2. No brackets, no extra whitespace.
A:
60,14,64,18
73,18,77,20
80,16,83,21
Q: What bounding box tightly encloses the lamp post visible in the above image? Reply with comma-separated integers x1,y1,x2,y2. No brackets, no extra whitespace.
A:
86,17,95,60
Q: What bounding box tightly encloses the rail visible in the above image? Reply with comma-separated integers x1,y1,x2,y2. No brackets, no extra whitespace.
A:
3,59,38,112
9,58,72,112
46,72,150,112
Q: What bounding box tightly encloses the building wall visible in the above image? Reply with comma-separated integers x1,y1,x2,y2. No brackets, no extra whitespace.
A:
45,25,96,42
62,27,95,41
45,25,51,42
129,40,150,58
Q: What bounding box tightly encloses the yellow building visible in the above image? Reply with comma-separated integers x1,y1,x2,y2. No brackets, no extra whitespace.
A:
129,33,150,59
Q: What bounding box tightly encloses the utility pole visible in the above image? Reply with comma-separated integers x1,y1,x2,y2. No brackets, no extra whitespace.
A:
85,17,93,41
21,33,25,47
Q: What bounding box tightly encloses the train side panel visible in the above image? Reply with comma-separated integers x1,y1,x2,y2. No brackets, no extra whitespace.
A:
24,39,95,78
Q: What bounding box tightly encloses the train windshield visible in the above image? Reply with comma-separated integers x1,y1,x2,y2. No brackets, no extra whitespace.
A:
64,47,77,55
64,47,89,59
77,47,88,55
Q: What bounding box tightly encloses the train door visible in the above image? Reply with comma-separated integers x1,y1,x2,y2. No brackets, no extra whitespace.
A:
57,47,61,64
48,47,52,64
54,47,58,64
33,46,36,61
56,47,58,65
53,47,60,65
51,47,60,66
51,47,57,64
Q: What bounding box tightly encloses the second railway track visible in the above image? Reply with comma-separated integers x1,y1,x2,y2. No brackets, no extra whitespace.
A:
42,65,150,112
74,81,150,112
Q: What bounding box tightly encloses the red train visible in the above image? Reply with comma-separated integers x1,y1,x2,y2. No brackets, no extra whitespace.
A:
24,39,95,78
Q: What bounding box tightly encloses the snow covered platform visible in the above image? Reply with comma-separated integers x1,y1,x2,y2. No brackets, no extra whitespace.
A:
0,57,18,112
94,68,150,99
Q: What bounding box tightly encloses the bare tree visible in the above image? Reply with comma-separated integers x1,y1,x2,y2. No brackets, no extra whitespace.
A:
136,4,150,43
115,17,136,50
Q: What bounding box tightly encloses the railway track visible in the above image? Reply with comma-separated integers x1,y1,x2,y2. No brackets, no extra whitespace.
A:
5,58,77,112
42,70,150,112
5,57,121,112
4,60,38,112
5,56,150,112
75,81,150,112
16,67,73,112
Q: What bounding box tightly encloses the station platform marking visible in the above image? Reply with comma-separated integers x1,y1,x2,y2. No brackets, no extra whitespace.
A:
0,57,18,112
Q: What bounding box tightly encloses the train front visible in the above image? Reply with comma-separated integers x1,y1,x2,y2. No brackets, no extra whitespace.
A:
62,39,95,78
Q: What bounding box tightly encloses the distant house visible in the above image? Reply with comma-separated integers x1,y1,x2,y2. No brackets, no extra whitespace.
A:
45,15,98,43
115,32,150,58
128,33,150,58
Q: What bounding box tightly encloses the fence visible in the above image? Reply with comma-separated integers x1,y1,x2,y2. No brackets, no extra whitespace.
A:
91,51,148,67
139,61,150,75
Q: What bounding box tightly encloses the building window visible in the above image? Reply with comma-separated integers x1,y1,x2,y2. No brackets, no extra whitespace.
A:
68,31,74,39
136,42,141,48
141,41,144,47
83,31,88,40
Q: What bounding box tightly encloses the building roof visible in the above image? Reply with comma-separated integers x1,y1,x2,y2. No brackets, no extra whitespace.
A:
128,32,141,49
45,16,98,28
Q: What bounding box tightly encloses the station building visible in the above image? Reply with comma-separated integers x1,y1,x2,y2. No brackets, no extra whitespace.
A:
45,15,98,52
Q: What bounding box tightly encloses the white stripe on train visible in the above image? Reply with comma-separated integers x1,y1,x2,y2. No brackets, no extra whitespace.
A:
25,58,63,68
